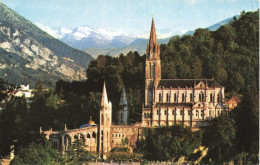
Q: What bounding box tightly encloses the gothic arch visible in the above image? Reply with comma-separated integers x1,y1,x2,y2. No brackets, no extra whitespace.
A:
92,132,96,144
64,134,71,151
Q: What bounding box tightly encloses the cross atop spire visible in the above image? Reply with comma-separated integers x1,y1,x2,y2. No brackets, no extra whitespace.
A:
101,81,109,107
146,18,160,60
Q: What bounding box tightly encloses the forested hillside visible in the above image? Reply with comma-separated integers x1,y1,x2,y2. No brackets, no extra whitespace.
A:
160,11,258,93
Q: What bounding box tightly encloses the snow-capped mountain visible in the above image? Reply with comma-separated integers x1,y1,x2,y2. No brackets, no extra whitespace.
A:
58,26,137,51
35,23,186,57
35,23,73,39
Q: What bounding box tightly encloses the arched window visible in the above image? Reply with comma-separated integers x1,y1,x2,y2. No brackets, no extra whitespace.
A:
92,132,95,142
165,110,167,115
174,93,177,102
199,93,202,102
182,93,185,102
101,114,104,125
149,63,152,78
87,133,91,139
153,64,155,79
190,93,193,102
202,93,204,102
172,110,175,115
166,93,170,102
159,93,162,102
218,94,222,103
210,93,213,102
196,110,199,117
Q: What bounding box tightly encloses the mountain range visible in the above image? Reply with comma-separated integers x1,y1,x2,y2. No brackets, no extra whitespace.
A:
0,3,93,87
37,16,237,57
36,24,185,57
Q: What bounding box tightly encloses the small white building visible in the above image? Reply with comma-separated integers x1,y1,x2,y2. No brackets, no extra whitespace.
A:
14,85,33,103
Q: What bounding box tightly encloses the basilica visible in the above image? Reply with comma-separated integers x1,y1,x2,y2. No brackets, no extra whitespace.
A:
43,18,227,157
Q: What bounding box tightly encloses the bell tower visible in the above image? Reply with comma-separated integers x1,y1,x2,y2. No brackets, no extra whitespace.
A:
99,81,112,157
145,18,161,107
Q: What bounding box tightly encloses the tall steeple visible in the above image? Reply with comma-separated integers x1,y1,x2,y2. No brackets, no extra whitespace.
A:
101,81,109,107
119,84,127,106
146,17,160,60
144,18,161,107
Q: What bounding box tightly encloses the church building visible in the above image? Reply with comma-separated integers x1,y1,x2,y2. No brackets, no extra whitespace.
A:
42,18,227,157
142,18,226,128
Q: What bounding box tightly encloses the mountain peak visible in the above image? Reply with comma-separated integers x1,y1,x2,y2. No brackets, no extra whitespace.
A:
0,3,93,87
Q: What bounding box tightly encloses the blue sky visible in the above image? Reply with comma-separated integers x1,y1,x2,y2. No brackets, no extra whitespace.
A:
2,0,259,34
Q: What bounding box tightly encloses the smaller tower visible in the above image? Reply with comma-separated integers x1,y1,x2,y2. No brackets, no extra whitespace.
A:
99,82,112,156
118,84,128,124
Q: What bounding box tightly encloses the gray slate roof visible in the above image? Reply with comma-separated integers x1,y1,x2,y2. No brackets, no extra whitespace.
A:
157,79,222,88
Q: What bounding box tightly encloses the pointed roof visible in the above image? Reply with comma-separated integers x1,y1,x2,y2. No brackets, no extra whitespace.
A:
149,17,157,47
101,81,109,107
146,17,160,59
119,84,127,106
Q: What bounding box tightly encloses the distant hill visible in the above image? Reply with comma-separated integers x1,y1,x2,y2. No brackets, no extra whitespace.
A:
184,15,238,35
85,37,171,57
0,3,93,87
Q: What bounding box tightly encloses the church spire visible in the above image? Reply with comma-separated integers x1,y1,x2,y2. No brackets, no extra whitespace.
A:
146,18,160,60
101,81,109,107
119,84,127,106
149,17,157,48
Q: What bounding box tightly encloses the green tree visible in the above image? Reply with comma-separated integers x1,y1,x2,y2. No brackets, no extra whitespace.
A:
202,115,236,163
33,80,44,100
45,93,60,110
65,139,90,164
139,126,202,161
190,56,202,78
0,97,30,157
10,139,62,165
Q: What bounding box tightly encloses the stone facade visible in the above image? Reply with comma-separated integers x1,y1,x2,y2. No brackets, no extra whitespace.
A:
43,18,228,157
